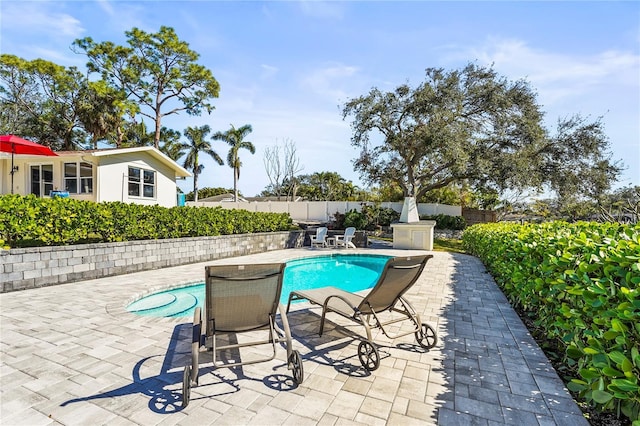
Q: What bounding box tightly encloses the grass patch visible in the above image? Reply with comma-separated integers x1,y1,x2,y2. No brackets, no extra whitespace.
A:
370,235,466,254
433,238,465,253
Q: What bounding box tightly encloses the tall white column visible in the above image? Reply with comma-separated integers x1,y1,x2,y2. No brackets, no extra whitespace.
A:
399,196,420,223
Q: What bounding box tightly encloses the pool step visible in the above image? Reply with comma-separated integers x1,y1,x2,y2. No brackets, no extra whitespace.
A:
128,293,177,313
168,294,199,318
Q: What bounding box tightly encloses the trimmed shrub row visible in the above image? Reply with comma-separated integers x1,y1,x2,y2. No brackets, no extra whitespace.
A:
462,222,640,423
0,194,292,248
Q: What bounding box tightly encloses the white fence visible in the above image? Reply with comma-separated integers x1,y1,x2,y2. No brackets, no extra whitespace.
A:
187,200,461,223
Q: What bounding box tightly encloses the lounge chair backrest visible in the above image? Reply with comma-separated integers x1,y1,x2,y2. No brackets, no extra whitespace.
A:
357,255,432,314
315,227,328,241
205,263,285,333
344,227,355,237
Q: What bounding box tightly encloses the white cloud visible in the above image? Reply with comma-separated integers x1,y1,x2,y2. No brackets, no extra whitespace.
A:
29,46,86,67
96,0,114,17
260,64,279,79
93,3,146,36
300,63,360,102
454,37,640,106
171,92,357,196
261,3,275,20
1,3,85,39
297,0,345,20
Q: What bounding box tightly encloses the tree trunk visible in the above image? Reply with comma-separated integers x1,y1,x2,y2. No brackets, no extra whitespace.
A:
154,97,161,149
233,167,239,201
116,126,123,148
193,164,199,202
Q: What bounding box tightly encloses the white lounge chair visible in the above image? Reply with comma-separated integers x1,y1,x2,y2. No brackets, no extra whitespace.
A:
334,227,356,248
310,226,328,248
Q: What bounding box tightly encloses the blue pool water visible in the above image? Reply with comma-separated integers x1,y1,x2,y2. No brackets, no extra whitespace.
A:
127,254,392,318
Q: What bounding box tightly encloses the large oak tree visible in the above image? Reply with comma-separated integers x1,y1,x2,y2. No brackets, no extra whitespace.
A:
342,63,621,202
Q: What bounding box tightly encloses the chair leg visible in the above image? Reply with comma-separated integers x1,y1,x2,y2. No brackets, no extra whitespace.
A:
278,304,293,360
319,306,328,336
355,314,379,370
191,307,201,385
286,294,294,313
361,316,373,342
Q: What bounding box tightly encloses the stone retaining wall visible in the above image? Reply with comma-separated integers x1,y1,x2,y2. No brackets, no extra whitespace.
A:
378,229,464,240
1,231,305,293
434,229,464,239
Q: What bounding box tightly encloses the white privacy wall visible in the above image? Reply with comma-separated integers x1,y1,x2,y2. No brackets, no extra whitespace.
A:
187,200,462,222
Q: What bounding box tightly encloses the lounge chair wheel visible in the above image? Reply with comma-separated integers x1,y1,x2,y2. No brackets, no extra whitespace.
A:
289,350,304,384
358,340,380,371
416,323,437,349
182,365,191,407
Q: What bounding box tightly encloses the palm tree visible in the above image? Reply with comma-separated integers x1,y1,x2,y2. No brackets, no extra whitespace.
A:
122,120,154,148
158,127,183,161
77,81,123,149
182,125,224,202
212,124,255,201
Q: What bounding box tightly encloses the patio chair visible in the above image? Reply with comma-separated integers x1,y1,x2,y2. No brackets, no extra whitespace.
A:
182,263,304,407
286,255,435,371
309,226,328,248
334,227,356,249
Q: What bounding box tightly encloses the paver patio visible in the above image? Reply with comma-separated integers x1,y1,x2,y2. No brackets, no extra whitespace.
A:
0,248,588,425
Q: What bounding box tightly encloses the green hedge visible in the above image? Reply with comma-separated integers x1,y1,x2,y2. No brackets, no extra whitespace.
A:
0,194,293,248
463,222,640,423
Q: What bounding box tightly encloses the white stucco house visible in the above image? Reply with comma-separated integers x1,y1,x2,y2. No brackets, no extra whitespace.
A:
0,146,191,208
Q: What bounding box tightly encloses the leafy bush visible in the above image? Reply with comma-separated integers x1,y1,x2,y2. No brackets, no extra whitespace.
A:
343,209,368,230
463,221,640,423
0,194,292,248
184,187,235,201
332,205,400,231
331,207,465,231
421,214,467,230
361,205,400,228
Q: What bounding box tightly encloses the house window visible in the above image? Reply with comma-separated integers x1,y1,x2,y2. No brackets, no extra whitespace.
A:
30,164,54,197
64,162,93,194
128,166,155,198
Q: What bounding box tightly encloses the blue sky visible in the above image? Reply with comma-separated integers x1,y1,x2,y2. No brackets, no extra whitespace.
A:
1,1,639,197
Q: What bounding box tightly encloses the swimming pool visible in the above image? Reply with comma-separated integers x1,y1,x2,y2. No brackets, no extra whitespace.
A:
127,254,392,318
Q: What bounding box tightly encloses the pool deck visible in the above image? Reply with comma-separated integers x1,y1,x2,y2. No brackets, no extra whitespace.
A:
0,247,588,425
